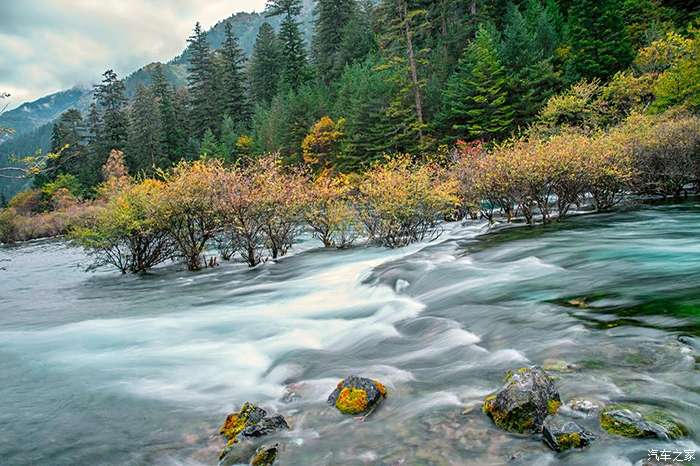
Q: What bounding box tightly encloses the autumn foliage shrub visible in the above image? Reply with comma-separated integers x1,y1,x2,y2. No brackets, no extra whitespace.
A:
71,179,174,274
304,175,362,248
358,155,460,248
614,112,700,197
162,160,223,271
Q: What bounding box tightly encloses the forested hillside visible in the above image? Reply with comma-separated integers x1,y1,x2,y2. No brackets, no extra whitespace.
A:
18,0,697,198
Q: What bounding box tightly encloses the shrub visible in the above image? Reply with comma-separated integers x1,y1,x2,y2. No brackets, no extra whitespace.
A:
215,165,269,267
256,156,310,259
71,180,174,274
304,175,362,248
616,112,700,196
0,208,19,244
586,132,635,212
162,160,223,271
358,155,459,247
8,190,43,215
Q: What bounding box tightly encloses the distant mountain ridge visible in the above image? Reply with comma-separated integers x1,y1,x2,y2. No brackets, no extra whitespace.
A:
0,0,315,157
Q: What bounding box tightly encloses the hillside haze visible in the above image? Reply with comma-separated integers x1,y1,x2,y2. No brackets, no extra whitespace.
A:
0,1,315,190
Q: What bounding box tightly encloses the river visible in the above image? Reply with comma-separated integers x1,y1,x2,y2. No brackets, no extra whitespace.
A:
0,201,698,466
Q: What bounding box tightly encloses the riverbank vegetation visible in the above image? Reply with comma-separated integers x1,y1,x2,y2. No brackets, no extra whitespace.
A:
1,1,699,273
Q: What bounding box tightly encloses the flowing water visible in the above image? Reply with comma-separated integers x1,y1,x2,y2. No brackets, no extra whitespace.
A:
0,201,698,466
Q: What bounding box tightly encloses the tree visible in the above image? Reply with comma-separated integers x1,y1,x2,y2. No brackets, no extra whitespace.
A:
302,116,346,173
265,0,308,91
437,26,514,142
126,85,164,175
564,0,634,83
249,23,282,105
219,22,250,127
501,1,561,128
36,109,84,185
187,22,216,139
376,0,430,146
334,57,397,171
312,0,358,83
94,69,129,154
152,63,186,164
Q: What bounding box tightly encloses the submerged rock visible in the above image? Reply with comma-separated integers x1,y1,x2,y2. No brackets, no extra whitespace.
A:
219,402,289,464
327,375,387,415
600,404,686,440
543,359,579,373
483,366,561,433
250,444,278,466
542,415,595,452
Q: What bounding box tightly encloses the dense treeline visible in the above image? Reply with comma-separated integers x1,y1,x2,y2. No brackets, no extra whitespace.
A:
21,0,699,193
1,0,700,270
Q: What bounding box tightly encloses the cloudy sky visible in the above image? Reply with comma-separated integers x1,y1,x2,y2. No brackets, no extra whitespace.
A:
1,0,267,110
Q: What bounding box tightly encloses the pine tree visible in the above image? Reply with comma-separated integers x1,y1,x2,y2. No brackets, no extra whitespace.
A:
94,69,128,153
564,0,634,83
312,0,358,83
151,63,185,164
338,0,378,68
249,23,282,105
501,2,561,128
199,129,225,160
127,85,164,175
219,22,250,127
187,22,216,138
334,56,398,171
37,109,84,186
376,0,431,148
265,0,308,91
437,26,513,142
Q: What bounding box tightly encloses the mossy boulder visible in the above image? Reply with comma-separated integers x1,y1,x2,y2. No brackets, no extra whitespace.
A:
542,415,595,452
327,375,387,415
483,366,561,434
219,402,289,464
250,444,278,466
600,404,686,440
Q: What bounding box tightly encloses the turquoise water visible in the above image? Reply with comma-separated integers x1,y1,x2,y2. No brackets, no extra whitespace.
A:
0,201,698,465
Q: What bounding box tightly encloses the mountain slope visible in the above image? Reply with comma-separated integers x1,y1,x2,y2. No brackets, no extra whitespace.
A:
0,1,315,142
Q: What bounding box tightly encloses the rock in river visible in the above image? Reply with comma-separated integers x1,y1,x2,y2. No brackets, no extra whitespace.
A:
542,415,595,452
219,402,289,465
250,444,279,466
483,366,561,434
600,404,686,440
328,375,387,415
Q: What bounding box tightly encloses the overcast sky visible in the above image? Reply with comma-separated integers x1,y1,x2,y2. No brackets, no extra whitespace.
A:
0,0,268,110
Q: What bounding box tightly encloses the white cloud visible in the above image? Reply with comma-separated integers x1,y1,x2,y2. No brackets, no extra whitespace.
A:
0,0,268,110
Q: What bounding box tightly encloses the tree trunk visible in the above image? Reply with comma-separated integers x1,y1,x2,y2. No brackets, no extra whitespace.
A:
400,0,424,141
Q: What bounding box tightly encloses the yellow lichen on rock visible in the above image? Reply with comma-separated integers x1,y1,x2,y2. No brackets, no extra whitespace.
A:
335,387,369,415
373,380,387,398
548,399,562,415
220,413,246,441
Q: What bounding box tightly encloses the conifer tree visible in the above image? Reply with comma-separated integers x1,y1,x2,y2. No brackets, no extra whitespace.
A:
94,69,128,154
249,23,282,105
219,22,250,127
338,0,377,68
501,2,561,128
186,22,216,138
151,63,185,164
127,85,164,175
37,109,84,186
312,0,358,83
437,26,513,142
334,57,397,171
265,0,308,91
376,0,431,147
564,0,634,82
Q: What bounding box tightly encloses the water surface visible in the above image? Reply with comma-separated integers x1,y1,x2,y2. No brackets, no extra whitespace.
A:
1,202,698,465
